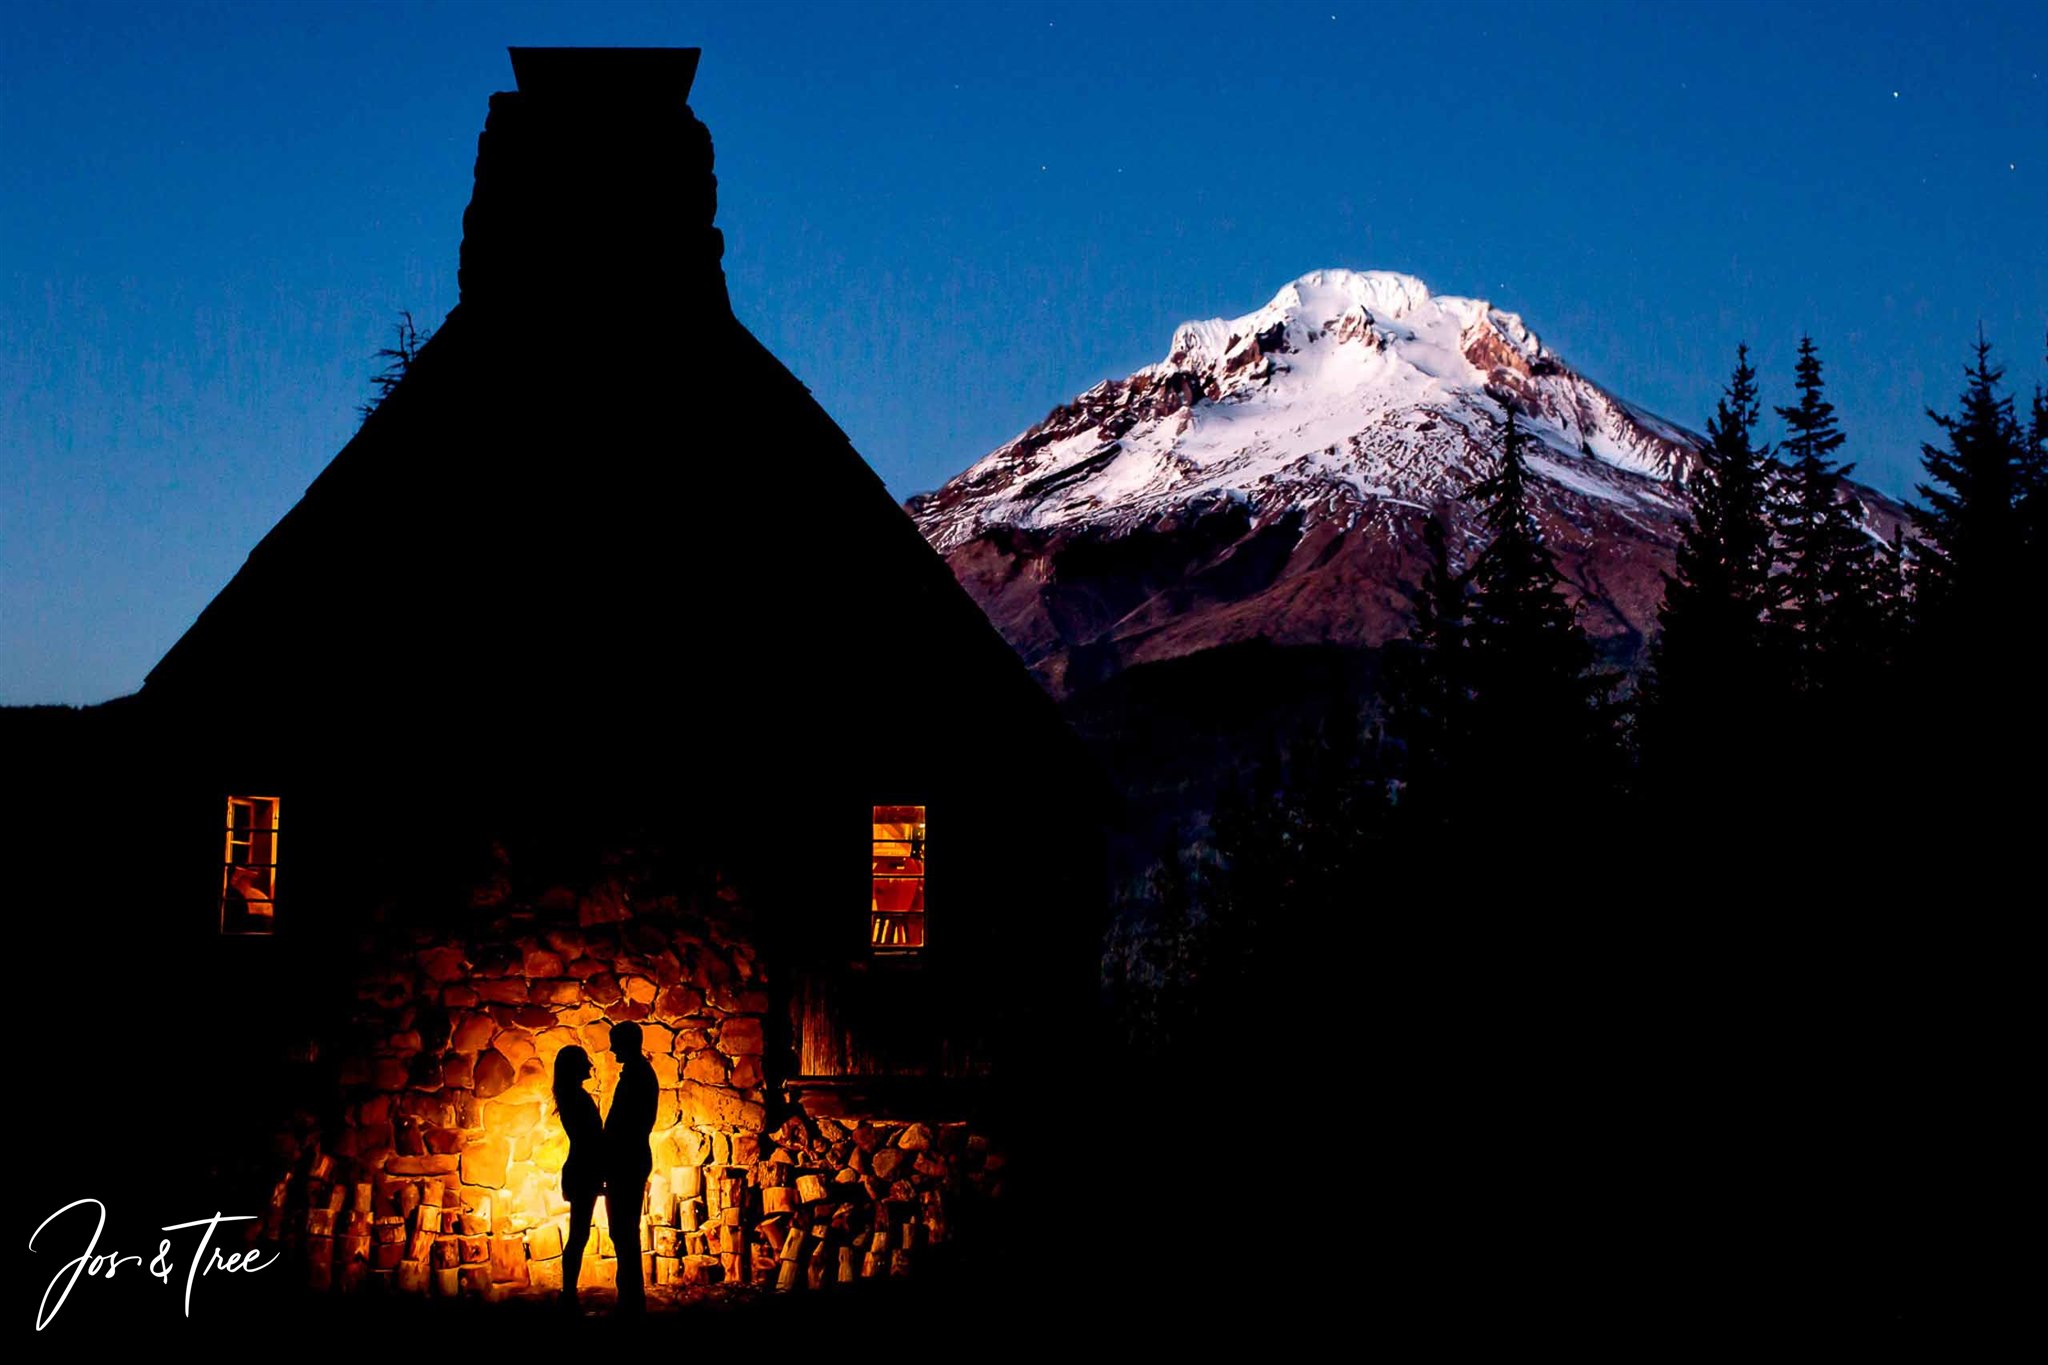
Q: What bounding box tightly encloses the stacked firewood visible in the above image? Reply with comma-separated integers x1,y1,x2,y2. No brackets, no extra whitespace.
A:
273,1110,1004,1300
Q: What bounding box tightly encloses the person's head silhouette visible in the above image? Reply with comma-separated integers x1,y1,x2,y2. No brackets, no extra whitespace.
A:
609,1022,643,1061
552,1044,593,1102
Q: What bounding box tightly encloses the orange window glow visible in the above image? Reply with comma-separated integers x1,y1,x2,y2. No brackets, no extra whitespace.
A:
221,795,280,935
871,805,925,951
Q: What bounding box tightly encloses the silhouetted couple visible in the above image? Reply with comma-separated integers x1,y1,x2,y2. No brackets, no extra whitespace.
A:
551,1023,658,1316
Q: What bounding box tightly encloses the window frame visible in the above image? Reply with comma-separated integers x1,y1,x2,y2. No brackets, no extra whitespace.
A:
869,803,926,955
220,794,281,936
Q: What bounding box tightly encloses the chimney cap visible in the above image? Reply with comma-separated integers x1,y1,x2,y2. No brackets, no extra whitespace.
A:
507,47,701,101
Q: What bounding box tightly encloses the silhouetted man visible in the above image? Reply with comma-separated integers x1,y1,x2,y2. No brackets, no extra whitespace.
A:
603,1021,658,1314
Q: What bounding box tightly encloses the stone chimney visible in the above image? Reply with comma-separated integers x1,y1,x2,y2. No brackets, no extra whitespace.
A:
458,47,727,316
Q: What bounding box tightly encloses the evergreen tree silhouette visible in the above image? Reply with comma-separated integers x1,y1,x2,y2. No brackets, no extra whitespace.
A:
1102,829,1206,1063
1909,335,2033,836
1456,407,1619,829
1384,511,1471,824
1913,336,2027,643
2026,346,2048,568
1769,337,1881,694
357,311,433,424
1641,345,1780,800
1870,526,1916,671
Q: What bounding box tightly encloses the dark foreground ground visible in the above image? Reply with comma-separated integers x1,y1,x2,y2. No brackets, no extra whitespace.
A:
24,960,2026,1355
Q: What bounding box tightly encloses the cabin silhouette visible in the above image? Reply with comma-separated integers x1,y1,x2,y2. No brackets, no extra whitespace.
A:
27,47,1103,1301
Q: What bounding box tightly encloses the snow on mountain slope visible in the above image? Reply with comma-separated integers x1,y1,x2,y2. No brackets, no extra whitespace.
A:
915,270,1698,552
907,270,1892,696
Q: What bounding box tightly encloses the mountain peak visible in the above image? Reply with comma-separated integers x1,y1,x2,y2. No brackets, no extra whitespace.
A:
907,270,1902,696
914,268,1700,558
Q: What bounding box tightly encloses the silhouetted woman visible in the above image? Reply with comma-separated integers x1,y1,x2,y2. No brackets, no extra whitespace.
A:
551,1045,602,1309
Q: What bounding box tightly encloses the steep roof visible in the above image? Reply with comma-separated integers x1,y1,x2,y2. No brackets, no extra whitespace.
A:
141,49,1082,805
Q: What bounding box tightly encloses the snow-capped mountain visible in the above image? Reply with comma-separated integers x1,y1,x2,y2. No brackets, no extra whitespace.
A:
918,270,1698,548
909,269,1892,695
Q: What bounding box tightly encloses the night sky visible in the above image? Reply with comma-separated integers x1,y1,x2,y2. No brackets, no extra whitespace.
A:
4,0,2043,705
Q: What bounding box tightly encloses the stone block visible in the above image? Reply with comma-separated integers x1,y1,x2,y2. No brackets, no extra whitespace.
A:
387,1154,458,1178
483,1100,542,1137
472,1049,516,1099
679,1081,763,1130
534,1133,569,1174
490,1236,528,1284
529,979,580,1006
451,1012,495,1051
417,947,468,982
396,1257,429,1295
493,1029,537,1068
716,1017,764,1055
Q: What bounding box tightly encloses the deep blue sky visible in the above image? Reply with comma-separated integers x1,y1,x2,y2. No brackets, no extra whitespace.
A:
4,1,2043,704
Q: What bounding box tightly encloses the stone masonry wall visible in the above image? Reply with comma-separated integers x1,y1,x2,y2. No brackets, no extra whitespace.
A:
260,862,1004,1302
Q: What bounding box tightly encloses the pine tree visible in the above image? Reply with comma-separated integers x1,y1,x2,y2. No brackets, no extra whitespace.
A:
1770,336,1880,692
1913,335,2025,645
2014,331,2046,599
1907,335,2039,853
1871,527,1915,669
358,311,433,424
1384,511,1471,820
1643,344,1780,786
2028,374,2048,559
1456,407,1618,822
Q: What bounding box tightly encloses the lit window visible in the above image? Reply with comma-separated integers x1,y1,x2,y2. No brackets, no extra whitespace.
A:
221,795,280,935
871,805,925,951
